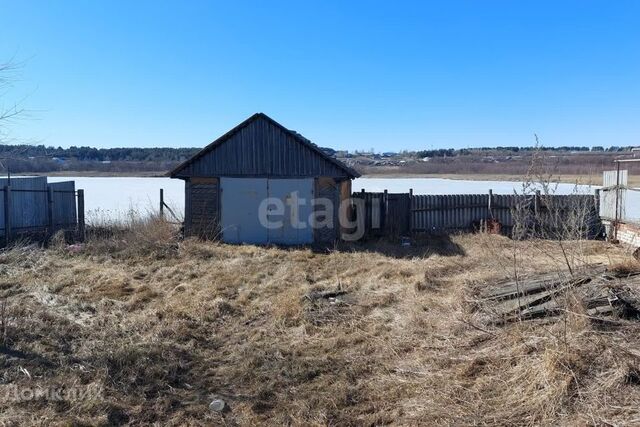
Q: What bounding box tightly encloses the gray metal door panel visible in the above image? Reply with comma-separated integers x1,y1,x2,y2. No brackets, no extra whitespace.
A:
220,178,268,244
268,179,314,244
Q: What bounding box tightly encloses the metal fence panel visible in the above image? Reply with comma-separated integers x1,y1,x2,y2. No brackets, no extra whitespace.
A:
603,169,627,188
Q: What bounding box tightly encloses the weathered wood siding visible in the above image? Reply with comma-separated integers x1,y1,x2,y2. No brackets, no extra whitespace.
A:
314,177,339,243
185,178,219,238
173,116,351,178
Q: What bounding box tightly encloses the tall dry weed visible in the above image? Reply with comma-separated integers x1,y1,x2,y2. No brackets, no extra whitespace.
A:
84,214,180,259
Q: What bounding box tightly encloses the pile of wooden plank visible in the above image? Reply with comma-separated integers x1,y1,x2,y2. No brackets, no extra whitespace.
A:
482,266,640,323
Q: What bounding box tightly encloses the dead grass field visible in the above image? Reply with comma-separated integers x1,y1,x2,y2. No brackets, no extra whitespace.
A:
1,223,640,425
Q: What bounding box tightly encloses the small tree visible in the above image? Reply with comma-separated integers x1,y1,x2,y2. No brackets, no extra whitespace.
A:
0,61,24,144
511,137,596,274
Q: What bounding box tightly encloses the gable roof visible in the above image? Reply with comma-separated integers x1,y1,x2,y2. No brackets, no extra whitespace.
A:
169,113,360,178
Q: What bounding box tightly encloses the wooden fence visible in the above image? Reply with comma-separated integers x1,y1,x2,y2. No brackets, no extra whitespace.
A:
0,176,85,246
352,190,411,238
352,189,601,239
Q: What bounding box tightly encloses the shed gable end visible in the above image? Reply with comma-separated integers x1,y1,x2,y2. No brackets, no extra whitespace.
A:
171,115,354,178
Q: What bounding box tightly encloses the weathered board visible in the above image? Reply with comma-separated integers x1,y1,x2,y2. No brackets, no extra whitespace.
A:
186,179,220,238
0,177,79,241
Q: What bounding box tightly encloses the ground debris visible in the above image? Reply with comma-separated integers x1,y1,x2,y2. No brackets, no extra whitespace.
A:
483,264,640,323
303,289,347,302
209,398,227,413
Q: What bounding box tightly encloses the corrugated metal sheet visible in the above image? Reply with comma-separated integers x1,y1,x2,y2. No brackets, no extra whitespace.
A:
603,169,627,188
172,114,354,178
621,189,640,223
600,170,628,221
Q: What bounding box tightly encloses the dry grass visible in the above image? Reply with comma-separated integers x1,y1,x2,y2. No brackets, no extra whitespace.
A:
0,225,640,425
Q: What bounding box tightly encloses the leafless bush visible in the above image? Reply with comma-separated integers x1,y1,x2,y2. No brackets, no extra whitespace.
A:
480,140,599,333
0,60,27,146
84,211,181,259
510,142,597,274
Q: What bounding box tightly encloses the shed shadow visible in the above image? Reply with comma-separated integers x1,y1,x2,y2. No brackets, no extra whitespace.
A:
314,233,466,259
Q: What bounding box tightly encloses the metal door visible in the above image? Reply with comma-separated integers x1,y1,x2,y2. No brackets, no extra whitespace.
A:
220,178,268,244
267,179,314,244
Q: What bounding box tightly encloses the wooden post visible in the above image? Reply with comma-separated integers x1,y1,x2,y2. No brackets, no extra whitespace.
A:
77,189,85,242
594,188,601,239
488,189,493,218
383,189,388,232
3,186,10,247
359,188,366,233
408,188,413,234
47,186,54,235
534,190,541,236
160,188,164,219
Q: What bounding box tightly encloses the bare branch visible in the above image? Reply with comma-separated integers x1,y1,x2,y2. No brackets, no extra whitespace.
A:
0,59,27,145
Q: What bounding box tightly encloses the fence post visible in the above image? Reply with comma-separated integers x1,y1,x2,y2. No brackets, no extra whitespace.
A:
409,188,413,234
3,186,11,247
614,161,621,241
47,186,54,235
383,189,388,233
488,189,493,219
77,189,85,242
160,188,164,219
360,188,368,234
534,190,541,236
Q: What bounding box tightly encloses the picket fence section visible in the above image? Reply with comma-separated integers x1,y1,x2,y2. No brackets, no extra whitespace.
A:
353,190,600,238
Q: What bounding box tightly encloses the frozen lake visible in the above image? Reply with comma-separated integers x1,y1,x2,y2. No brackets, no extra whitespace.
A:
353,177,595,196
47,176,598,223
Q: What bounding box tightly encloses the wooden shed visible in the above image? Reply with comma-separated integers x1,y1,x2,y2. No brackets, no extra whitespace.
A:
169,113,359,244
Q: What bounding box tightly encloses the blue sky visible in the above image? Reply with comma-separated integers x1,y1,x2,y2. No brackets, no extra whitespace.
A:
1,1,639,151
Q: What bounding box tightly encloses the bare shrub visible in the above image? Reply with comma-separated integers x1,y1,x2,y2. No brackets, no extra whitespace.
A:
85,212,181,259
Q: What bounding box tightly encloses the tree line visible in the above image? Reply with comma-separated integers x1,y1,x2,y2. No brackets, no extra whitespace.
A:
0,144,200,162
415,145,635,158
